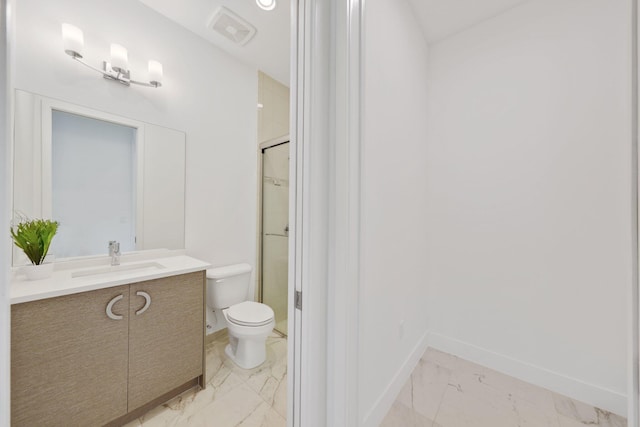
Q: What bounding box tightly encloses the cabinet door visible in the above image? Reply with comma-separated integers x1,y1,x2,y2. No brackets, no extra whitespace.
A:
11,286,130,426
128,271,204,409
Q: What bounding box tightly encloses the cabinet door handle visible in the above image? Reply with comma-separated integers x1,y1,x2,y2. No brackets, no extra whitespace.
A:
136,291,151,315
106,294,124,320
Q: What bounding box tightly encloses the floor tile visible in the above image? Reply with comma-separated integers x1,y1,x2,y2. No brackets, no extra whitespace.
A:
422,348,459,371
272,373,288,419
380,401,436,427
126,330,287,426
557,411,627,427
434,382,519,427
513,397,560,427
238,401,287,427
385,348,627,427
553,393,600,424
408,359,451,420
179,383,266,427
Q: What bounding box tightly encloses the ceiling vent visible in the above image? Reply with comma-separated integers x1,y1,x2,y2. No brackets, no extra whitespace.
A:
208,7,257,46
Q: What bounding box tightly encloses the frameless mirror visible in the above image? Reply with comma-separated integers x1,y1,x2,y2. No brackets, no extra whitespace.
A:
12,89,186,264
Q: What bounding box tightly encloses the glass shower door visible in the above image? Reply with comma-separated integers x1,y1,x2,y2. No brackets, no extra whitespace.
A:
261,142,289,335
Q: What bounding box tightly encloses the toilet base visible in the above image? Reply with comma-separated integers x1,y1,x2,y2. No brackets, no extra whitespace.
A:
224,332,270,369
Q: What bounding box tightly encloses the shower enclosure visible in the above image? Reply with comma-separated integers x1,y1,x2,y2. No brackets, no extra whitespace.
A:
260,138,289,335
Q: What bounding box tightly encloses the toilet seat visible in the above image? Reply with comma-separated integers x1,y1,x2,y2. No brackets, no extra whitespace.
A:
226,301,274,327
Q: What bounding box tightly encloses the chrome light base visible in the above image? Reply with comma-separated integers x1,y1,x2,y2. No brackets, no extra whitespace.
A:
102,61,131,86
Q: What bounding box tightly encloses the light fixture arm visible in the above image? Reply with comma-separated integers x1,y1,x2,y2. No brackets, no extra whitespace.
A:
71,55,107,76
129,79,161,88
70,56,162,88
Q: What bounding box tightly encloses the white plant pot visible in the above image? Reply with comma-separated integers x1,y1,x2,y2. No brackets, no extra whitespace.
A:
24,263,54,281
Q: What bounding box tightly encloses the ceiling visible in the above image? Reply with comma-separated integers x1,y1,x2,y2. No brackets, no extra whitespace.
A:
138,0,291,85
139,0,531,86
407,0,531,43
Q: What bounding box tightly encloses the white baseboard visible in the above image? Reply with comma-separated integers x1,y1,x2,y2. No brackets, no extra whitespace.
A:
427,332,628,418
362,330,431,427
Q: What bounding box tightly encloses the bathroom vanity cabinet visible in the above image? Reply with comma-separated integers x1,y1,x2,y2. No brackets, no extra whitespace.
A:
11,270,206,427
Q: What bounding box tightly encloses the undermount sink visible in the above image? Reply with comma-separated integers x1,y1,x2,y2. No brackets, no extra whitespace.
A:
71,262,166,278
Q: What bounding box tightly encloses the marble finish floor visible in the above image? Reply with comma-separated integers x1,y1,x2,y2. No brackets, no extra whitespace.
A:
274,319,288,336
124,331,287,427
381,348,627,427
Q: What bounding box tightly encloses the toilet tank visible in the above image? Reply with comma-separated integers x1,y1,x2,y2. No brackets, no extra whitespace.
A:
206,263,253,309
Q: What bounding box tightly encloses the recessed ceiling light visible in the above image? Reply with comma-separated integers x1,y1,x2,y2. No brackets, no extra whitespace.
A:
256,0,276,11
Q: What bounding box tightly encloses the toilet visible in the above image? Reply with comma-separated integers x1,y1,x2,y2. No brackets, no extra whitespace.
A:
206,263,275,369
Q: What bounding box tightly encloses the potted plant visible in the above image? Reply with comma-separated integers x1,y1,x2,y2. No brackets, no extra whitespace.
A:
10,217,59,280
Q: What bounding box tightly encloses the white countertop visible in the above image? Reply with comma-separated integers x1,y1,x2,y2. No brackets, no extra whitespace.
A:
11,252,211,304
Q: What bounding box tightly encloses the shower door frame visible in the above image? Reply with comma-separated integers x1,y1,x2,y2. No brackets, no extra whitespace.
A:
257,136,290,336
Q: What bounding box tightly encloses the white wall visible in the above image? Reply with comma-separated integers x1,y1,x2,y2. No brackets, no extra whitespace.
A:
425,0,631,415
258,71,290,144
12,0,259,287
359,0,431,424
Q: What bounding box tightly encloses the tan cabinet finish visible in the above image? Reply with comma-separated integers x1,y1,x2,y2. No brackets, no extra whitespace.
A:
128,272,204,409
11,271,206,427
11,285,130,427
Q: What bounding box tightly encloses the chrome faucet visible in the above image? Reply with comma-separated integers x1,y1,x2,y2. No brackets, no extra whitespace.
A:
108,241,121,266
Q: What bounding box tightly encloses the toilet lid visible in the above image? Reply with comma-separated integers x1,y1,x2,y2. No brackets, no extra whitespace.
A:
227,301,274,327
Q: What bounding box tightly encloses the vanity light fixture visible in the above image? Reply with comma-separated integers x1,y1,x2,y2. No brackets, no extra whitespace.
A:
256,0,276,11
61,23,163,88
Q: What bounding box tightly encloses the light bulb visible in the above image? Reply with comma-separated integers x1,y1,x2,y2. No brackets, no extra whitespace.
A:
148,60,163,87
110,44,128,73
62,23,84,58
256,0,276,11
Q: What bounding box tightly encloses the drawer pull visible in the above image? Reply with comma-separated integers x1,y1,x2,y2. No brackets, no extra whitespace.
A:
136,291,151,315
106,295,124,320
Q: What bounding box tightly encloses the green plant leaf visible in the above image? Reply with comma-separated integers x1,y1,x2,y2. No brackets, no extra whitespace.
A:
10,218,59,265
